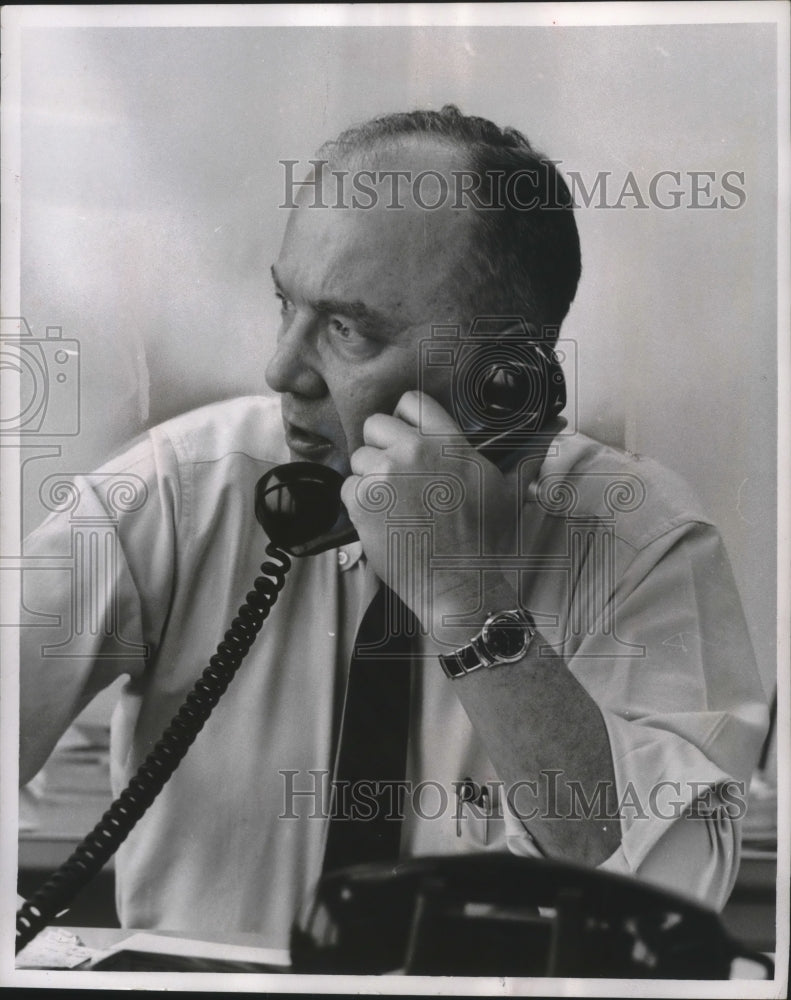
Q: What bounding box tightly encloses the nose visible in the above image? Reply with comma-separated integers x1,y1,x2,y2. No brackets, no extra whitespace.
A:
265,312,326,398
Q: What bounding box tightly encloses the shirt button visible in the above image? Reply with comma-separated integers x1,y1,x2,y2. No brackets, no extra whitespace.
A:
337,550,349,567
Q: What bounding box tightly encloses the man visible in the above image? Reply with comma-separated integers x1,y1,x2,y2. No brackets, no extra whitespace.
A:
19,106,768,950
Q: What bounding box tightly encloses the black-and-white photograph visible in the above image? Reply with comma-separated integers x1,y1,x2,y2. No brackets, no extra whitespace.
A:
1,4,788,994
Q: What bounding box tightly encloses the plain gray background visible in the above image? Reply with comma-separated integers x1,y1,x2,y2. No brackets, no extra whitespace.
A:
18,23,778,695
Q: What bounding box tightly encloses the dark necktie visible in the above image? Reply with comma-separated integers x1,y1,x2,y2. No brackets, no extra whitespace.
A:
321,584,415,875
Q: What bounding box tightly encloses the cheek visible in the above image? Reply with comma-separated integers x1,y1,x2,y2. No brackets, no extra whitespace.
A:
419,364,456,417
331,387,371,453
333,383,398,453
329,362,417,451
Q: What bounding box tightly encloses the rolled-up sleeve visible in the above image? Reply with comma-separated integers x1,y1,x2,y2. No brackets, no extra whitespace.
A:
19,430,180,784
569,521,768,906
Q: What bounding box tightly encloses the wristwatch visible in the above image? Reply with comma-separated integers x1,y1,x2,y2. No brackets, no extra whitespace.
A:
439,608,537,679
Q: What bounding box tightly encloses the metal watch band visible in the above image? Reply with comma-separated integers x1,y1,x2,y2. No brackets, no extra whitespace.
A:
438,609,537,679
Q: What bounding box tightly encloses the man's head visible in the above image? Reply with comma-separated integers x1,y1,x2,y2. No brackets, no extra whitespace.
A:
266,105,580,473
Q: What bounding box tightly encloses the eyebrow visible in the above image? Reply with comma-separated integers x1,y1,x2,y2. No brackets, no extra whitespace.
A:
270,264,401,339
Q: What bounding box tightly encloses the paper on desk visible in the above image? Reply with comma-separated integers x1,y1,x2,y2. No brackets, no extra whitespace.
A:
16,927,97,969
92,931,291,969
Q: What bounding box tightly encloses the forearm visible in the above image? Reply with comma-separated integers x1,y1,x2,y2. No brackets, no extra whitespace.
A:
430,576,621,867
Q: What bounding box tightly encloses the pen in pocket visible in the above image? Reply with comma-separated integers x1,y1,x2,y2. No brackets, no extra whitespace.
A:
455,777,492,844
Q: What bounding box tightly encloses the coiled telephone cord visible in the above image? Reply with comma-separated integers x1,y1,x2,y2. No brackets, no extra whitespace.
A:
15,542,291,955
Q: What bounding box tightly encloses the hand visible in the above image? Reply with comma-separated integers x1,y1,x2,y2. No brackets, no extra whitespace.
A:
341,390,518,641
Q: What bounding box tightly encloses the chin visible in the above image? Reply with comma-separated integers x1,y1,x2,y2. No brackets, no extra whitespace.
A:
288,446,350,477
325,452,352,478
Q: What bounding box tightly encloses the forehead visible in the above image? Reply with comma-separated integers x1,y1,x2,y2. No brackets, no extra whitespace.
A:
276,137,477,325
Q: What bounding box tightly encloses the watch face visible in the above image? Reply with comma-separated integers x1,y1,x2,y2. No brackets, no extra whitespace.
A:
483,613,530,661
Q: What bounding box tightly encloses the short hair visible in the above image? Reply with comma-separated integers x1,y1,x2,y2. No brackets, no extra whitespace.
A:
319,104,582,334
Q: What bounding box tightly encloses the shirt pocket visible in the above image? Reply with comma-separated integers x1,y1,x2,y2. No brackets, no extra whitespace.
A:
454,779,507,852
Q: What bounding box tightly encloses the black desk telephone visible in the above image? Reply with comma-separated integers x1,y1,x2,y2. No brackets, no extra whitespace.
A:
14,342,773,978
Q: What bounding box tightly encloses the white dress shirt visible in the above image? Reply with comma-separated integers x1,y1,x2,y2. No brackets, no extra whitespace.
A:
19,395,768,950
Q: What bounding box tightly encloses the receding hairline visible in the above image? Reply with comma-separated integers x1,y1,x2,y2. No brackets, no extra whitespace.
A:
316,130,476,175
293,108,581,330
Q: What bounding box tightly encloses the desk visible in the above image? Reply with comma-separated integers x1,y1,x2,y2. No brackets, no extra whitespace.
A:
20,926,772,980
77,927,290,968
16,926,290,974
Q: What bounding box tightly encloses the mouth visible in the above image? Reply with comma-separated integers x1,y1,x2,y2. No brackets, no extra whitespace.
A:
284,419,335,460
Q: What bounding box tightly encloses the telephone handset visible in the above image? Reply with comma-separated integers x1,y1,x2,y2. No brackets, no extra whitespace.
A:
255,462,355,557
255,342,567,557
15,340,565,954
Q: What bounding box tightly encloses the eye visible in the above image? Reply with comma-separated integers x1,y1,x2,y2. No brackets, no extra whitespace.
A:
328,317,356,339
327,316,366,347
274,290,293,316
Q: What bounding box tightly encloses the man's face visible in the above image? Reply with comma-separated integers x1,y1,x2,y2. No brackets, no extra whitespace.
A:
266,139,475,474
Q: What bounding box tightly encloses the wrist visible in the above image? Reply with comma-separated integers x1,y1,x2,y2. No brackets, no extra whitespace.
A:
429,572,520,649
